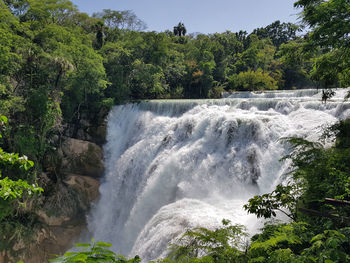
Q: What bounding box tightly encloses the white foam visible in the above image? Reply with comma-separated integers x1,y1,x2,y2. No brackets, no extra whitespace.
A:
87,88,350,262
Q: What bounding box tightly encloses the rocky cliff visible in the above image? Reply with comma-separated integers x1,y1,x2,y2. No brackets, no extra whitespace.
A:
1,117,107,263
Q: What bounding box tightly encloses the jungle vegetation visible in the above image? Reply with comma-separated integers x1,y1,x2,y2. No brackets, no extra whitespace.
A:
0,0,349,261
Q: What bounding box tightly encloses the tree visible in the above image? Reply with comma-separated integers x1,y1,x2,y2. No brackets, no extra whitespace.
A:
3,0,30,16
278,39,315,89
235,30,248,49
233,36,275,73
245,125,350,230
252,20,300,47
248,222,311,262
311,49,350,90
160,220,248,263
294,0,350,92
19,0,77,25
94,20,105,49
93,9,146,31
99,42,133,103
228,70,278,91
244,120,350,261
294,0,350,49
128,59,167,99
163,49,186,98
173,22,187,36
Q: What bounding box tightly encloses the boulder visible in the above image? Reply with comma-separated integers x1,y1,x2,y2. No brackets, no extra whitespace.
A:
64,174,100,204
7,223,87,263
88,122,107,145
36,210,70,226
60,138,104,177
36,175,100,226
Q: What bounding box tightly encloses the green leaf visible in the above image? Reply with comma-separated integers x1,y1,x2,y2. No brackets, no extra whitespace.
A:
0,115,8,124
75,243,91,248
94,241,113,248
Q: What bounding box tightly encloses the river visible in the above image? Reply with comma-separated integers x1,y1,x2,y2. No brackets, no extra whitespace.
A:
87,88,350,262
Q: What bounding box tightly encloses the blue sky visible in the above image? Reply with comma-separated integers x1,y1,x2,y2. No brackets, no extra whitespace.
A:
71,0,301,34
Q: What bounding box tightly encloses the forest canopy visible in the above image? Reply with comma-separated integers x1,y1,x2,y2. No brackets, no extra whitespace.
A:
0,0,349,261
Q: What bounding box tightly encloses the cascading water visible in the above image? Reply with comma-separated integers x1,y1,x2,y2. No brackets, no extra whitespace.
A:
87,89,350,262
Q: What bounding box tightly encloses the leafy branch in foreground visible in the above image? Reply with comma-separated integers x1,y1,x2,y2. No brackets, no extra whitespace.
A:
158,219,248,263
243,137,321,222
245,120,350,229
249,222,312,261
244,183,301,221
0,115,43,220
51,239,141,263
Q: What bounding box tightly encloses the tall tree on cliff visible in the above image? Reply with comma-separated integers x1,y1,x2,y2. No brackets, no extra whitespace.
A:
173,22,187,36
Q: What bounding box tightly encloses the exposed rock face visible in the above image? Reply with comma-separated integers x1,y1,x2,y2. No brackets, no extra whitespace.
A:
36,175,100,227
0,107,109,263
36,210,71,226
64,174,100,203
7,220,87,263
88,122,107,145
60,138,104,177
1,135,105,263
64,117,107,146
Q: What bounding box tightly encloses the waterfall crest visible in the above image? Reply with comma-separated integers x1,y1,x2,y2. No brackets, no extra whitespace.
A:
88,89,350,262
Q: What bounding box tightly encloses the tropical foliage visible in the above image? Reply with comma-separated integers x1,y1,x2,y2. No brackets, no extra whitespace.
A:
0,0,349,261
51,240,141,263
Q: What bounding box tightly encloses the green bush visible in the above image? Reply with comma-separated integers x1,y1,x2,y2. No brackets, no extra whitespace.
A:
0,116,43,220
228,70,278,91
158,219,248,263
51,239,141,263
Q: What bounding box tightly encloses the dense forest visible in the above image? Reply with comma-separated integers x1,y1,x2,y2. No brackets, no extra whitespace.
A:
0,0,350,261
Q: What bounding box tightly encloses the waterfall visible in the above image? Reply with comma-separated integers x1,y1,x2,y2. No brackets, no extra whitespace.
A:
87,89,350,262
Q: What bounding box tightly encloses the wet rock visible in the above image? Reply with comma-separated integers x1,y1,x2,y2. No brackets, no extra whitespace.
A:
64,174,100,204
13,174,101,262
79,119,91,128
37,175,100,227
6,223,87,263
60,138,104,177
246,146,261,184
87,121,107,145
36,210,70,226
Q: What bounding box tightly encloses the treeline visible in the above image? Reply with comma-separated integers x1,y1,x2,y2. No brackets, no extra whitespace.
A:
0,0,292,170
1,0,350,260
1,0,349,164
2,0,349,162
